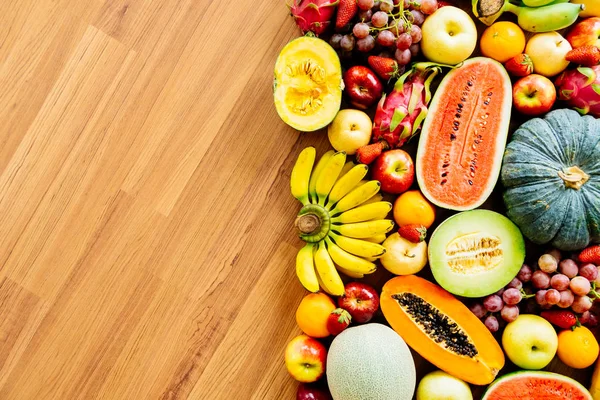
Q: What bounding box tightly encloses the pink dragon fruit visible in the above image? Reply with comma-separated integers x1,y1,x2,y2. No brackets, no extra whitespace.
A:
555,66,600,118
356,63,443,164
291,0,338,36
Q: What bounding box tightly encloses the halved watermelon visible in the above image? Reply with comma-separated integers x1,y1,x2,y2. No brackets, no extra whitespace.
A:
416,57,512,211
482,371,592,400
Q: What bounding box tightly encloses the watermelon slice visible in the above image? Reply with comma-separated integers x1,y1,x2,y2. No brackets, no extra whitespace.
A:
482,371,592,400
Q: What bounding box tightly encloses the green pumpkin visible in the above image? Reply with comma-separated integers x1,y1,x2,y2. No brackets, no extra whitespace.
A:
501,109,600,251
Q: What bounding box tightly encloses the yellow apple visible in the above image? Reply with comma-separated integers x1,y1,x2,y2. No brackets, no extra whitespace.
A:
416,371,473,400
526,32,571,77
381,233,427,275
327,109,372,155
502,314,558,370
421,6,478,65
571,0,600,18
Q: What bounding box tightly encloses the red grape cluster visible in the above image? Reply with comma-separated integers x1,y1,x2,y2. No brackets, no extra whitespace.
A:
531,252,599,318
469,271,533,333
469,250,600,333
329,0,438,65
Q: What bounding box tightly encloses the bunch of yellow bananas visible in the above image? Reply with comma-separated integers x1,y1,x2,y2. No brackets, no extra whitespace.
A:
291,147,394,296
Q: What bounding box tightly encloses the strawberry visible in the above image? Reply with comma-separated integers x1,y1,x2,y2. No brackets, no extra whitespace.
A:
504,54,533,77
398,224,427,243
327,308,352,336
368,56,403,81
566,45,600,67
579,245,600,265
335,0,357,29
541,310,579,330
356,141,388,165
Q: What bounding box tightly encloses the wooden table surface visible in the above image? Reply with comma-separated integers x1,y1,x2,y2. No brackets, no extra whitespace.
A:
0,0,593,399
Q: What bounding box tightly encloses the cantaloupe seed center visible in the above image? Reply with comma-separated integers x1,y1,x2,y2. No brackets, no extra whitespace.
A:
445,232,503,274
392,292,478,358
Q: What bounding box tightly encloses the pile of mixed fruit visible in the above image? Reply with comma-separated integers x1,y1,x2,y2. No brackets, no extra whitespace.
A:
273,0,600,398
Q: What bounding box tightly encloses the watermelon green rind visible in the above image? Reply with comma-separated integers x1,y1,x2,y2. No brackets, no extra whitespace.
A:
416,57,512,211
481,370,592,400
501,109,600,251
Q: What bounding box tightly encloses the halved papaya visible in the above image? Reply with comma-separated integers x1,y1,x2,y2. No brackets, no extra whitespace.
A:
381,275,504,385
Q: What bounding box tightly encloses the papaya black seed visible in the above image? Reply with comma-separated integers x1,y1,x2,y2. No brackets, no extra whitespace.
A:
392,293,477,358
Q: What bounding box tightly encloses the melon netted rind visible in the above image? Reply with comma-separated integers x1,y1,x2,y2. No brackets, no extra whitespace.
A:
273,36,343,132
481,370,593,400
428,209,526,298
327,323,416,400
416,57,512,211
501,109,600,251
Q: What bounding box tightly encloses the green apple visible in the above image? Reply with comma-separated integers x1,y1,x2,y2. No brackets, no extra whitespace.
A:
416,370,473,400
381,233,427,275
525,32,571,77
421,6,477,65
502,314,558,370
327,109,372,155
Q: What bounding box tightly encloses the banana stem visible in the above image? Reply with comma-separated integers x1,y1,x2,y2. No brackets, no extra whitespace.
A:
295,214,321,234
504,2,521,15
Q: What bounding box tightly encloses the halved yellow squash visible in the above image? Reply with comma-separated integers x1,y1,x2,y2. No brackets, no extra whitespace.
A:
274,36,343,132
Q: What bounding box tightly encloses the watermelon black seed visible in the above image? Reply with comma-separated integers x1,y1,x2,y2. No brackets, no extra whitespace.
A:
467,81,473,86
453,127,459,131
484,100,490,105
460,97,466,102
450,134,456,140
441,179,447,185
458,103,463,108
488,92,493,96
468,180,473,185
392,293,477,358
442,172,448,177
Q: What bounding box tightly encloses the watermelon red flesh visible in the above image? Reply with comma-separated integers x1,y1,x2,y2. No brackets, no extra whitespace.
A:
482,371,592,400
416,58,512,211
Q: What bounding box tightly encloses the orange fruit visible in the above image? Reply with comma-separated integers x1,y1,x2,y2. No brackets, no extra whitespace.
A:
296,293,336,338
480,21,526,63
557,326,599,369
393,190,436,228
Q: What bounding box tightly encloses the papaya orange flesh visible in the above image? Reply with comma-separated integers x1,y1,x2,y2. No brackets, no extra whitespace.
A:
381,275,504,385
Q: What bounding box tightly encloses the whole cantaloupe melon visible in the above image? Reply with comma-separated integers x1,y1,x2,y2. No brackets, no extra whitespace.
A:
327,323,416,400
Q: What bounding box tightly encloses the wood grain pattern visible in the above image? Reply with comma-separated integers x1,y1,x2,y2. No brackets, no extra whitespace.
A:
0,0,592,398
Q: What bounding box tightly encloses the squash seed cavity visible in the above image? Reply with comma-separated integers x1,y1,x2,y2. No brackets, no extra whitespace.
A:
285,60,328,116
445,232,503,273
392,292,478,358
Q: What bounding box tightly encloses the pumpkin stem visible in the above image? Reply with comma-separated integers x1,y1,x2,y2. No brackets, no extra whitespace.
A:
558,166,589,190
295,213,321,234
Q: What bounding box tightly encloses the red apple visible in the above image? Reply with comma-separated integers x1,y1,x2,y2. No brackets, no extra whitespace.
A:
285,335,327,383
372,149,414,194
343,66,383,110
566,17,600,49
512,74,556,116
338,282,380,323
297,384,333,400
